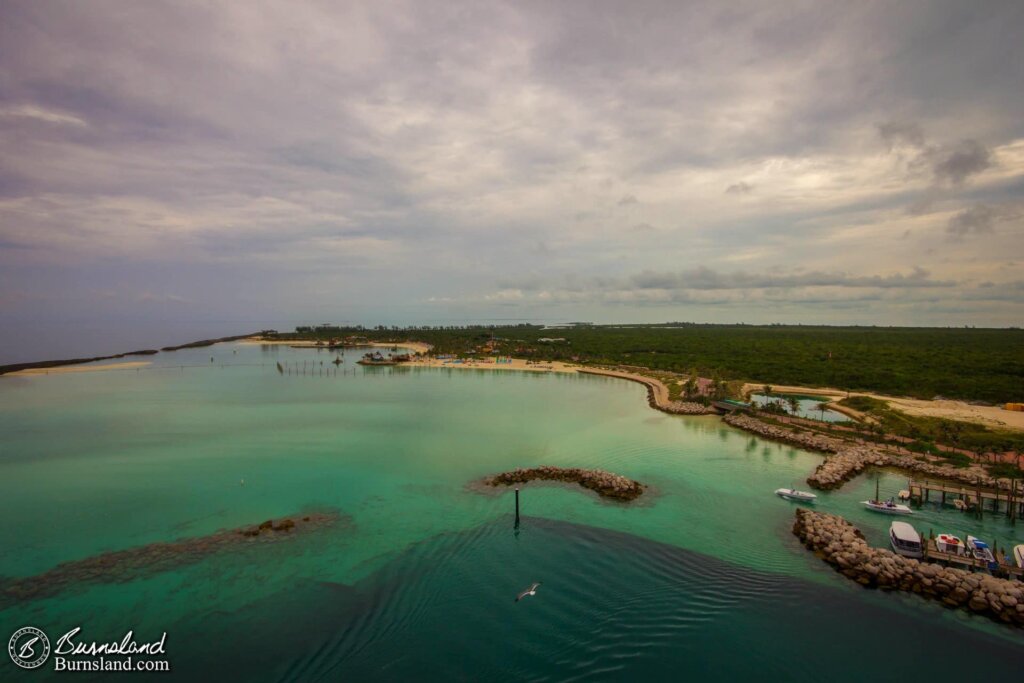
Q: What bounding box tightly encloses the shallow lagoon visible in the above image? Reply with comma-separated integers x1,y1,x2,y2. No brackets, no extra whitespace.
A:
1,343,1021,680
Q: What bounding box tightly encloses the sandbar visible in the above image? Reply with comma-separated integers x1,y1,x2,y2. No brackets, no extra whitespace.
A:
9,361,152,376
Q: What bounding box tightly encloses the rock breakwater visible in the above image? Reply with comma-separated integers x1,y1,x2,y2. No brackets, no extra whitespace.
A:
485,466,646,501
724,413,999,492
793,509,1024,627
577,369,716,416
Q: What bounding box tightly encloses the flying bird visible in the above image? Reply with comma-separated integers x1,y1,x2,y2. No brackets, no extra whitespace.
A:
515,582,541,602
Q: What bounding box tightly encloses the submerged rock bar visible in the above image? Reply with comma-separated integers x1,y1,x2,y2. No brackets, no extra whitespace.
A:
0,511,343,607
485,466,646,501
792,509,1024,628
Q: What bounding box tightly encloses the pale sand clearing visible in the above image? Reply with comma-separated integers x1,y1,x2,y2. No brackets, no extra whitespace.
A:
10,361,152,376
408,357,578,374
741,382,1024,432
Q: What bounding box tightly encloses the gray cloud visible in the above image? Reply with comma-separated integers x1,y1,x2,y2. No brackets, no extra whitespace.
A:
725,182,753,195
628,266,953,291
946,203,1012,239
878,121,925,149
0,1,1022,329
928,139,993,186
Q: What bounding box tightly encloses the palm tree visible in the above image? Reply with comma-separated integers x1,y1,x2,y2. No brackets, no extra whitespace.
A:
816,402,829,421
788,396,800,416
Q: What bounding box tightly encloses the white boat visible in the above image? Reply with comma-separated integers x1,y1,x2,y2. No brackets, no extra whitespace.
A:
967,536,998,570
862,480,912,514
897,489,910,501
953,498,968,511
863,499,913,514
775,487,817,503
1014,544,1024,569
935,533,967,556
889,521,923,558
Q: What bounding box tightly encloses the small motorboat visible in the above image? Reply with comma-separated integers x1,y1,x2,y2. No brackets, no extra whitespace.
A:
1013,544,1024,569
967,536,998,570
889,521,923,558
862,479,912,515
953,498,968,511
935,533,967,556
775,487,817,503
863,499,913,515
897,489,910,501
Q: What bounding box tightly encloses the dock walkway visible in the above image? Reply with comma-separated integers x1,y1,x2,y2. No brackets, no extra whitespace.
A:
909,479,1023,519
922,539,1024,580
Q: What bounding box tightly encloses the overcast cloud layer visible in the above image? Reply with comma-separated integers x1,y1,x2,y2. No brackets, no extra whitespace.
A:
1,0,1023,328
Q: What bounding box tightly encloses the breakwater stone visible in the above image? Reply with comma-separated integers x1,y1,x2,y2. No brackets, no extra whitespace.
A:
485,466,646,501
792,509,1024,628
723,413,1000,491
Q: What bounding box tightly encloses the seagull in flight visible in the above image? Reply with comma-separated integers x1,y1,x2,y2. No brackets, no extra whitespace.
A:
515,582,542,602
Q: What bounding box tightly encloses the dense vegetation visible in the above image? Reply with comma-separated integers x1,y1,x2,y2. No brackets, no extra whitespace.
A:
277,323,1024,404
839,396,1024,456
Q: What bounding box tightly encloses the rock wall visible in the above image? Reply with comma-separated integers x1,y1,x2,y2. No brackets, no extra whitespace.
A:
485,466,646,501
577,369,716,416
792,509,1024,627
724,413,1000,492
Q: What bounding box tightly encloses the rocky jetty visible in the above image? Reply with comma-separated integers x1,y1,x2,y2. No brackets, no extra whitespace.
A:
724,413,999,491
793,509,1024,627
807,447,997,491
578,369,715,416
663,400,716,415
723,413,838,453
0,511,344,608
485,466,646,501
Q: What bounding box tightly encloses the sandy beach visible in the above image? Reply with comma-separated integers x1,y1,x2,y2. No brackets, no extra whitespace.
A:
9,361,152,376
408,357,578,374
741,382,1024,432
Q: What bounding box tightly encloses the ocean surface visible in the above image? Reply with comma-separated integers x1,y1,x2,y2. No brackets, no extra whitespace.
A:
1,342,1021,681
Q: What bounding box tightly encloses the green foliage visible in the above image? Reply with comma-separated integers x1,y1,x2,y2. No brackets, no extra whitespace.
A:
985,462,1024,478
838,395,1024,453
940,452,973,468
280,323,1024,403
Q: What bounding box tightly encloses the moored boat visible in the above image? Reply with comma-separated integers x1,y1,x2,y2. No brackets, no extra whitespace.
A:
1014,544,1024,569
935,533,966,556
967,536,998,570
889,521,923,558
775,487,817,503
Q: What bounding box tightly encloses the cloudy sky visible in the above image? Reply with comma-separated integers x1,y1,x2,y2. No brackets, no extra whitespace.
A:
2,0,1023,329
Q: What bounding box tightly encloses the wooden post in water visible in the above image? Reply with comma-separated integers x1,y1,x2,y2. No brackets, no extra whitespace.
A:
514,487,520,528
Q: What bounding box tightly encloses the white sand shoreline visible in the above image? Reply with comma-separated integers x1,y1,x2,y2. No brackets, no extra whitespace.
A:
8,361,153,376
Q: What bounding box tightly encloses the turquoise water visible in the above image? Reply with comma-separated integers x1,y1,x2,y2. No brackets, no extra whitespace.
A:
749,392,850,423
1,343,1022,680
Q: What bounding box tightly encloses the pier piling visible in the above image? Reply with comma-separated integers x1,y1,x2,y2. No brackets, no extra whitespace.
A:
514,487,520,528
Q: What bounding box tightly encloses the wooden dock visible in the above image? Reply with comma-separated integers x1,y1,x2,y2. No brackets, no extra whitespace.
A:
908,479,1023,520
922,539,1024,580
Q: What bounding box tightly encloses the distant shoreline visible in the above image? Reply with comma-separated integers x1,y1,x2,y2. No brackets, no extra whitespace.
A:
0,332,262,377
